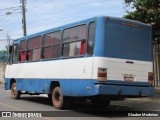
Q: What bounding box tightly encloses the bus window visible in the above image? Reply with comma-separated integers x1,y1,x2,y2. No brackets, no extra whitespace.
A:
87,22,96,55
19,40,26,62
12,44,19,63
27,36,42,61
42,31,61,59
8,45,13,64
62,25,87,57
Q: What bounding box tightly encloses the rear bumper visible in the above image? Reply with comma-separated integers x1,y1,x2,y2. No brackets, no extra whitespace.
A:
94,84,155,97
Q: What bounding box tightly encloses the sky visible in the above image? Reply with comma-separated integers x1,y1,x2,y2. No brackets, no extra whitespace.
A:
0,0,126,50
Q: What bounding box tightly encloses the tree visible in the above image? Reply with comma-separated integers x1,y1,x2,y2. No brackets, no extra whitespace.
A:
0,46,8,62
124,0,160,42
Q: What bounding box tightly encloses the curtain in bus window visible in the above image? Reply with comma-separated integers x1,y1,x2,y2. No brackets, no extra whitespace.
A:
19,40,26,62
20,51,25,61
80,40,86,55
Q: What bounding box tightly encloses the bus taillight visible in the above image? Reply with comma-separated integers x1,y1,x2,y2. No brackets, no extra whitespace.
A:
97,68,107,81
148,72,153,85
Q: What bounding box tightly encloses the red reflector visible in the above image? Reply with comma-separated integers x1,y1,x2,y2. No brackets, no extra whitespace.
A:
148,72,153,84
98,72,107,77
97,68,107,81
148,76,153,81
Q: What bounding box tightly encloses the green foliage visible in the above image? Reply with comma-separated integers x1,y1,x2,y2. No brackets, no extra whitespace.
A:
124,0,160,42
0,46,8,62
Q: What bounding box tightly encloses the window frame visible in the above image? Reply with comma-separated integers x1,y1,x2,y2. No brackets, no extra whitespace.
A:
61,24,87,58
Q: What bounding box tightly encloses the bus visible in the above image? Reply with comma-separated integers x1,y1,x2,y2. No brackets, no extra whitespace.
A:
5,16,154,109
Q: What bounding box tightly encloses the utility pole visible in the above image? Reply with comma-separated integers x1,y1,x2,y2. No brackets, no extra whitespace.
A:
21,0,27,36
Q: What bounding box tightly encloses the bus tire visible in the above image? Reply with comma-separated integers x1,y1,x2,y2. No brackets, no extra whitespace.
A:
52,86,64,109
52,86,70,109
11,83,21,99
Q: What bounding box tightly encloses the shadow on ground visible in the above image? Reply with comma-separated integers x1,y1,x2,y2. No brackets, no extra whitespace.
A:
19,95,136,117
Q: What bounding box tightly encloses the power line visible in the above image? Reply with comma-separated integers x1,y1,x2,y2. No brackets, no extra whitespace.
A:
0,11,21,17
0,11,21,26
0,5,21,17
0,6,21,12
0,39,7,41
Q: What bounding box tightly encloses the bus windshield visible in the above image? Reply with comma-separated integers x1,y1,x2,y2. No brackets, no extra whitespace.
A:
105,21,152,61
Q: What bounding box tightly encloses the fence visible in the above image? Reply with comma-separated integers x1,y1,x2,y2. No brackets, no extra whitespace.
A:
153,41,160,87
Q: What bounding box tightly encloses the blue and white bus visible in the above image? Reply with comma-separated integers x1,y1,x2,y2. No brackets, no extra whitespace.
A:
5,16,154,109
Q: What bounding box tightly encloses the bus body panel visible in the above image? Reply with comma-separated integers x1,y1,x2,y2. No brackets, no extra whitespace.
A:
5,58,93,79
5,57,152,82
92,57,152,82
5,64,18,78
94,84,154,96
5,56,153,97
5,78,154,97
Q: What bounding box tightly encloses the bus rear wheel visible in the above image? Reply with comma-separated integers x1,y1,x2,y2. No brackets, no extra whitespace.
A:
52,86,70,109
11,83,21,99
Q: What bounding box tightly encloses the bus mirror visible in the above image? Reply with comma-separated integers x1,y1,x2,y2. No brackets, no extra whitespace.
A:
9,45,13,54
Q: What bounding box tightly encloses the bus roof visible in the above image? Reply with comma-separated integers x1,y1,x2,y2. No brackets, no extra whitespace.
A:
13,16,151,43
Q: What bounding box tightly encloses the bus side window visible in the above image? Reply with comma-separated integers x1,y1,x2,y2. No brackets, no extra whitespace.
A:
27,36,42,61
62,24,87,57
42,31,61,59
12,44,19,63
87,22,96,55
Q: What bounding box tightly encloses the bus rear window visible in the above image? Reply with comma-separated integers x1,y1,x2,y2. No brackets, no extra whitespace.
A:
105,21,152,61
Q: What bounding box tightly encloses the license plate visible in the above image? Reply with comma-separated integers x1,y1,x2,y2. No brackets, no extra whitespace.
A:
123,74,134,82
